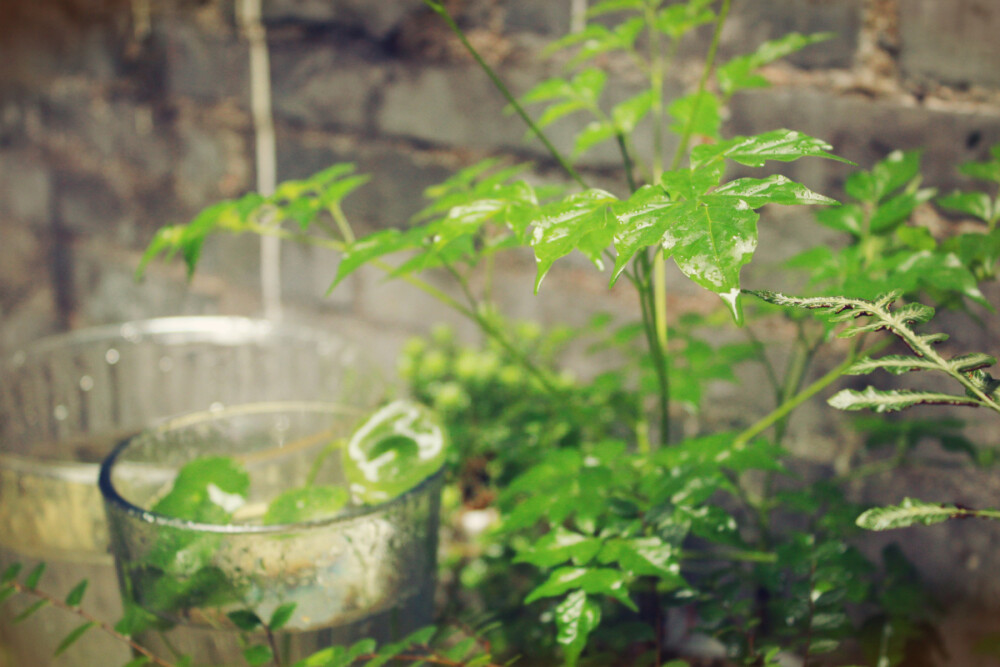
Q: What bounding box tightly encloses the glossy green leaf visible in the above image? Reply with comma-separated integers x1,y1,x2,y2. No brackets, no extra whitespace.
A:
712,175,837,208
330,227,426,290
556,590,601,667
660,164,725,200
525,567,636,611
856,498,960,531
263,486,349,525
692,129,852,169
663,197,759,322
530,189,617,291
54,622,96,657
611,185,676,282
65,579,88,607
598,537,684,585
343,401,447,504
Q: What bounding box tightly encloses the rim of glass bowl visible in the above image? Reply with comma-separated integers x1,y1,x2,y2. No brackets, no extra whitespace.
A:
98,401,445,535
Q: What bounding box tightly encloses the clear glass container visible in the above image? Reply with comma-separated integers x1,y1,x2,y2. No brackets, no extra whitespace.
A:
99,402,442,666
0,317,380,667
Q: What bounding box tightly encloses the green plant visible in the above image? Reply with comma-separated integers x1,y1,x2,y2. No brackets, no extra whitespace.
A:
78,1,1000,666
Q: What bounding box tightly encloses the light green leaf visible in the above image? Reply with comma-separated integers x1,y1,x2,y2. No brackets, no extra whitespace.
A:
856,498,961,531
960,159,1000,184
718,32,833,97
514,528,602,568
828,387,980,413
264,485,350,525
938,191,994,224
573,121,617,158
243,644,273,667
844,355,939,376
814,204,864,236
611,89,654,133
869,188,937,233
525,567,636,611
586,0,645,17
330,227,426,290
152,456,249,523
660,164,724,201
668,91,722,140
269,602,298,631
845,149,923,204
556,590,601,667
656,0,715,39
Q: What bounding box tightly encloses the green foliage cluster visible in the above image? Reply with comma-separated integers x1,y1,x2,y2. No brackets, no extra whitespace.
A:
8,0,1000,666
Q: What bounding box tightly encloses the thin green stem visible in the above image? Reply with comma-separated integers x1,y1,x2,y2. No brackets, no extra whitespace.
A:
733,337,892,448
669,0,731,171
636,254,671,445
329,201,356,244
423,0,587,190
679,547,777,564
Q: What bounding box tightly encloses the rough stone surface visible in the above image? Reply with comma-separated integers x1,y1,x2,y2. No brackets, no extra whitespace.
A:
263,0,426,40
900,0,1000,88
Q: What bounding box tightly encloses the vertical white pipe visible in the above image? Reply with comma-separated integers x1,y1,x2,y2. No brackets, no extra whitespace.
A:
571,0,587,33
238,0,282,321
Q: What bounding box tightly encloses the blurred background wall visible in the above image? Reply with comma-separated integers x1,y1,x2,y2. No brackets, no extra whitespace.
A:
2,1,1000,662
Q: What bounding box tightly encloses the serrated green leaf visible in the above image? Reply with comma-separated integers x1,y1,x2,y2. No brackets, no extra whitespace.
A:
856,498,960,531
25,563,45,589
660,164,725,201
243,644,274,666
330,227,426,291
712,175,837,208
525,567,636,611
556,590,601,667
938,191,994,223
718,32,833,97
54,621,96,657
530,189,617,291
949,353,997,373
65,579,88,607
692,129,853,169
13,598,48,623
269,602,297,631
828,387,980,413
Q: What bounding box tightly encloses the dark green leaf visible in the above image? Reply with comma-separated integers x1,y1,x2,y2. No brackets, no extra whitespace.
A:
1,562,22,584
227,609,263,632
25,563,45,589
152,456,249,523
54,622,96,657
514,528,602,568
0,585,15,606
65,579,88,607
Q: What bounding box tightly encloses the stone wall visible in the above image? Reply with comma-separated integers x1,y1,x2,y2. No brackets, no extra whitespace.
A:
3,1,1000,662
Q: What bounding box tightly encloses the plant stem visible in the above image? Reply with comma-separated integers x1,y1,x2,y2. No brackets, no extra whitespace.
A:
668,0,731,172
423,0,587,190
7,581,176,667
635,256,671,445
733,337,891,447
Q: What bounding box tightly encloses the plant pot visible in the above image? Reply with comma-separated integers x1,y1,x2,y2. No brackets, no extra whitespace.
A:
99,402,442,666
0,317,378,667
